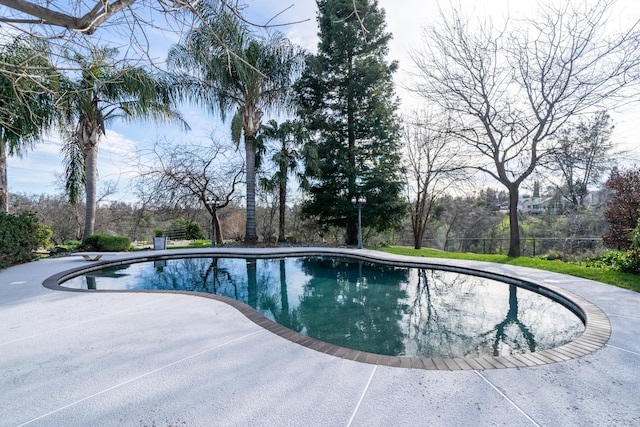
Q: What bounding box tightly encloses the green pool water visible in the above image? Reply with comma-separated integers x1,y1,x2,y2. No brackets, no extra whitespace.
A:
61,255,584,359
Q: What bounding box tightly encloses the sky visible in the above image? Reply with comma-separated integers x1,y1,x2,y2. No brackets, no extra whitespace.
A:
7,0,640,202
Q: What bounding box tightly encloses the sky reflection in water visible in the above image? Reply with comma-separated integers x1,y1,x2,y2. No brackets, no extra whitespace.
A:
62,256,584,359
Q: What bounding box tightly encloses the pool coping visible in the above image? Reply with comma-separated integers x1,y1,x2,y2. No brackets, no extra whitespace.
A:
42,247,612,370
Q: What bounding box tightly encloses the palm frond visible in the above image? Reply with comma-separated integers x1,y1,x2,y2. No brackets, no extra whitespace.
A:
0,34,57,154
61,130,85,205
231,110,243,146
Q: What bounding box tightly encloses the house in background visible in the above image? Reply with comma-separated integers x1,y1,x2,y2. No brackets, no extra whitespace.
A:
518,187,608,215
518,196,554,214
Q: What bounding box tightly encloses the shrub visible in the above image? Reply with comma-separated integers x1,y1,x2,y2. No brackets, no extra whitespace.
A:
585,250,640,274
64,240,82,249
84,233,131,252
36,222,53,249
166,218,204,240
603,167,640,250
0,211,40,269
185,221,204,240
538,250,564,261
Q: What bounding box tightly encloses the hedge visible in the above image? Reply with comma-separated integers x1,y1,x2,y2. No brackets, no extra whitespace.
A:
0,211,41,269
84,233,131,252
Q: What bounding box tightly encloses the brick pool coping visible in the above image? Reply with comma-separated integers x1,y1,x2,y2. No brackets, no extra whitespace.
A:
42,247,611,370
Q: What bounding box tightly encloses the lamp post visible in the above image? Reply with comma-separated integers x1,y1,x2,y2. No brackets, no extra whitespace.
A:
351,195,367,249
206,196,219,248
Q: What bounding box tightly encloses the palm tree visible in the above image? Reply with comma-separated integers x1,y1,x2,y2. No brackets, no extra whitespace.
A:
258,119,309,242
60,47,188,241
0,35,57,213
167,6,304,242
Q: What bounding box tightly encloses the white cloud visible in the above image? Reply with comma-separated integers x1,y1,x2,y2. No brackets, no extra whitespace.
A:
102,130,138,156
7,0,640,200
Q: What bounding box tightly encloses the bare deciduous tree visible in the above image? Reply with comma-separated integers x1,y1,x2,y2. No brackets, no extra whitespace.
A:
404,110,468,249
548,111,616,211
0,0,135,34
134,138,243,244
411,0,640,256
0,1,309,34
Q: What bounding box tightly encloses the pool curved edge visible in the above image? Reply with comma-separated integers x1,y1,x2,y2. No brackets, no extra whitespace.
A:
42,247,612,370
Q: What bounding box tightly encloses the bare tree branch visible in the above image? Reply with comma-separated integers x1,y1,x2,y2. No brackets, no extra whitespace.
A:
403,109,470,249
133,136,244,241
0,0,135,34
410,0,640,256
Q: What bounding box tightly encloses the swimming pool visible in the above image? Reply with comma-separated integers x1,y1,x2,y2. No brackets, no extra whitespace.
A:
59,254,586,360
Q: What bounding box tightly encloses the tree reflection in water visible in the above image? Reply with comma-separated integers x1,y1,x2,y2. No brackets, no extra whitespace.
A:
481,285,536,356
297,257,408,356
402,270,556,358
64,256,584,358
256,259,305,333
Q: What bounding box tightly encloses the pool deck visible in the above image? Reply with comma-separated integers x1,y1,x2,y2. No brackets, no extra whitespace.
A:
1,247,639,426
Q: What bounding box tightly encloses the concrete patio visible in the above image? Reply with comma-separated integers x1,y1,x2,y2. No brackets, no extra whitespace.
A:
1,247,639,426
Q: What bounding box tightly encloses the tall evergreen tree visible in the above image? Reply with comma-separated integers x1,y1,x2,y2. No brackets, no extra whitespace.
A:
295,0,406,245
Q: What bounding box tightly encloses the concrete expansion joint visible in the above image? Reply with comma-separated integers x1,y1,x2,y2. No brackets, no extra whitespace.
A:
476,371,541,427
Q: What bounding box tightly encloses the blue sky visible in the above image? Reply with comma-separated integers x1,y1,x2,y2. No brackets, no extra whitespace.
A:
7,0,640,202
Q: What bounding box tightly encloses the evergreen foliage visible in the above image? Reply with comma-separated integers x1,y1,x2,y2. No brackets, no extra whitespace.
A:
295,0,406,245
59,47,187,242
257,119,310,242
585,250,640,274
0,35,57,213
168,4,304,243
84,233,131,252
0,211,42,269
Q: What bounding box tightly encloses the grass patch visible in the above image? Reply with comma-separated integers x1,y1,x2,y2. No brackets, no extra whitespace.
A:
53,240,82,251
375,246,640,292
168,239,213,249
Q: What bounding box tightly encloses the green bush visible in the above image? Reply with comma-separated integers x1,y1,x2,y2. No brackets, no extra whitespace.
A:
0,211,41,269
64,240,82,249
185,221,204,240
84,233,131,252
36,222,53,249
538,250,564,261
585,250,640,274
166,218,204,240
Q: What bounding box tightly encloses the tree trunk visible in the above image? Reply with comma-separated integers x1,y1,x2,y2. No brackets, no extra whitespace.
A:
345,49,358,246
0,139,7,213
346,221,358,246
413,220,424,249
279,259,290,322
412,196,430,250
244,134,258,242
214,211,223,245
278,163,287,243
247,260,257,308
507,185,521,257
83,143,98,241
412,207,424,249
